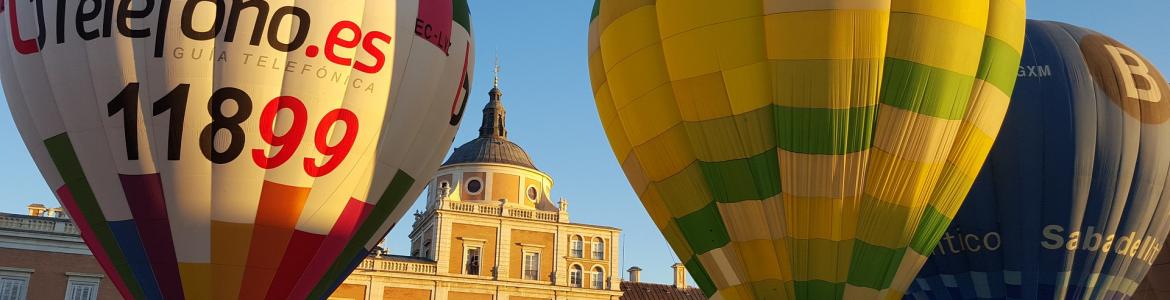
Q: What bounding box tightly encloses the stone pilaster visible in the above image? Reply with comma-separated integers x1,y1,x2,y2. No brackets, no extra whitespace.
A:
435,214,453,275
496,220,511,280
369,278,385,300
554,226,567,286
609,231,621,291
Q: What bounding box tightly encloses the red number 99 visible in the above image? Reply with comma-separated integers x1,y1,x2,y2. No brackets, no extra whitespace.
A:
304,109,359,177
252,96,308,169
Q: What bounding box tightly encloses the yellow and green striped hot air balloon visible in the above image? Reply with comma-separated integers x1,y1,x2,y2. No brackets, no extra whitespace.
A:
587,1,1026,299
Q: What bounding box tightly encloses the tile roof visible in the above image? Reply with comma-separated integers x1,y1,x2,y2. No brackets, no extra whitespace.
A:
619,282,706,300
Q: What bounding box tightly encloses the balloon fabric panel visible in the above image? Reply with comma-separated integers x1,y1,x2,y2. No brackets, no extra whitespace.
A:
909,20,1170,300
589,0,1025,299
0,0,475,299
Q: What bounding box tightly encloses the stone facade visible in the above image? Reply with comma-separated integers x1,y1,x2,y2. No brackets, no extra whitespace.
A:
0,206,120,300
328,70,623,300
329,169,623,300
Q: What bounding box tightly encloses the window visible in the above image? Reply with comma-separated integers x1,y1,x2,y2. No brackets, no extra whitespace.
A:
522,251,540,280
466,179,483,194
592,267,605,289
464,246,481,275
569,265,583,288
526,186,538,200
0,268,31,300
423,239,433,259
570,236,583,258
65,274,102,300
437,181,451,199
592,238,605,260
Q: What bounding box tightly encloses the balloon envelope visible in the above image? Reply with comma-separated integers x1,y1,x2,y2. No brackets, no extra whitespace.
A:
0,1,474,299
588,0,1025,298
908,20,1170,300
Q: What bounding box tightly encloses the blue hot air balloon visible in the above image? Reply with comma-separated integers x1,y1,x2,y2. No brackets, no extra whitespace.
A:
907,20,1170,300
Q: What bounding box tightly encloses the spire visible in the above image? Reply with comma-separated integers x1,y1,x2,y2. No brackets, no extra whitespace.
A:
480,56,507,139
493,54,501,89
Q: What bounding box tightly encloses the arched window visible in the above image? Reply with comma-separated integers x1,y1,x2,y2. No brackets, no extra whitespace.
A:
570,235,583,258
592,266,605,289
592,238,605,260
570,265,583,288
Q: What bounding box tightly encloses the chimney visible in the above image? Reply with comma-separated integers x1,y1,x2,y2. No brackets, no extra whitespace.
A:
627,266,642,283
27,204,46,217
48,207,67,219
672,263,687,289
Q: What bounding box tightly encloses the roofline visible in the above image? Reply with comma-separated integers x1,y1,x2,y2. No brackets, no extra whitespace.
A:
437,162,554,183
563,221,622,232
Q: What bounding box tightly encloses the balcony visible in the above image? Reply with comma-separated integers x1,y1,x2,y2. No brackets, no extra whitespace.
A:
355,256,437,275
0,213,79,235
435,200,563,223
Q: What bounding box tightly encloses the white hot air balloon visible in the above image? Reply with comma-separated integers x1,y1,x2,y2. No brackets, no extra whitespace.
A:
0,0,474,299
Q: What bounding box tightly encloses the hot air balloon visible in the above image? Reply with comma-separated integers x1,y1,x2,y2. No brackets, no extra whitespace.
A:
0,0,473,299
907,20,1170,300
589,0,1026,299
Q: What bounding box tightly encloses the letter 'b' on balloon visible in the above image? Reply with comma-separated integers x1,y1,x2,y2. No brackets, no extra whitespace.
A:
0,0,474,299
588,0,1025,299
909,20,1170,300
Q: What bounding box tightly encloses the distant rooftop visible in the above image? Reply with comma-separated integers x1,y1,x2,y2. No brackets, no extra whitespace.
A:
620,281,705,300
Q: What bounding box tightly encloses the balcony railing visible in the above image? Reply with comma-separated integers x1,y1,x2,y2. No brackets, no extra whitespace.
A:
0,213,79,235
437,200,562,223
355,257,437,275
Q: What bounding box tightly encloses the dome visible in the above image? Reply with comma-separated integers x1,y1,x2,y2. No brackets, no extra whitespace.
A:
441,68,538,170
443,137,537,169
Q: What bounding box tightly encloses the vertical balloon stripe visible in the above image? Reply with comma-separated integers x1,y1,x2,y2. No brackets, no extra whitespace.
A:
237,182,311,300
449,43,473,125
320,249,374,300
211,221,253,299
108,220,165,299
307,170,415,299
43,134,146,299
262,231,325,300
286,198,374,299
453,0,473,31
416,0,454,52
118,174,185,300
56,185,134,299
177,263,212,300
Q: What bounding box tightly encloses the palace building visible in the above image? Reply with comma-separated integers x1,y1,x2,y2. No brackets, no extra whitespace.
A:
0,69,703,300
328,74,624,300
0,205,119,300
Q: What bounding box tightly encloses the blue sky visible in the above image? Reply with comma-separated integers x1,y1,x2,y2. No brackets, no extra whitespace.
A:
0,0,1167,287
